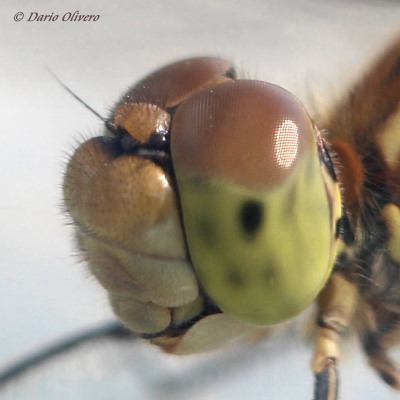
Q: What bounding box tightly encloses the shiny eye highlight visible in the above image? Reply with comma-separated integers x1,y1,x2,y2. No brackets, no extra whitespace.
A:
273,119,299,168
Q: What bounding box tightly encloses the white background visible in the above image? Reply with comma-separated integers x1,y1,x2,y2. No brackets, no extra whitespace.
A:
1,0,400,399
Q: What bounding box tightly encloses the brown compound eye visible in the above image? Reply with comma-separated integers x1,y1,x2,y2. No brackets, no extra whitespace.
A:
114,57,235,111
111,57,235,146
171,80,315,191
109,57,237,166
171,80,341,326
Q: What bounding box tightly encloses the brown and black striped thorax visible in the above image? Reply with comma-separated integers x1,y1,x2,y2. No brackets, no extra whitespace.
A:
325,38,400,319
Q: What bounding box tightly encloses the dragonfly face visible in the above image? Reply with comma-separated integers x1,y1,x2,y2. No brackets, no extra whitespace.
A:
63,57,341,334
61,37,400,400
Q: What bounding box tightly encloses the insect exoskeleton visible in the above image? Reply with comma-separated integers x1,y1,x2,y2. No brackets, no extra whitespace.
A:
171,79,342,325
63,58,237,336
52,38,400,400
63,56,342,346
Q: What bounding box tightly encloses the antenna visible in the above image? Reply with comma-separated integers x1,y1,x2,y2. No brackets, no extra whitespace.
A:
46,67,117,134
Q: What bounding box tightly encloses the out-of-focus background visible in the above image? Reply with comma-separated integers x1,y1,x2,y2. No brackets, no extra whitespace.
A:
1,1,400,399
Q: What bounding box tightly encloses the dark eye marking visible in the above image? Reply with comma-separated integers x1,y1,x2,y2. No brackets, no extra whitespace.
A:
262,267,277,287
239,200,264,236
197,217,216,246
226,267,246,287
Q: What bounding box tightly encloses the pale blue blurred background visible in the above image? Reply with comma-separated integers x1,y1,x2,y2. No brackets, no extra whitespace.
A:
1,0,400,399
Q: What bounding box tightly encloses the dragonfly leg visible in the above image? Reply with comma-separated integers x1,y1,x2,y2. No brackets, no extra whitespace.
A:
362,323,400,389
312,273,358,400
313,358,338,400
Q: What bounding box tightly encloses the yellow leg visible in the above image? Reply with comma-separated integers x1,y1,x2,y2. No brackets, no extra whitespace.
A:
312,273,358,400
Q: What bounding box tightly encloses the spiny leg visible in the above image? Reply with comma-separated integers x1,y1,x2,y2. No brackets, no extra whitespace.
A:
312,273,358,400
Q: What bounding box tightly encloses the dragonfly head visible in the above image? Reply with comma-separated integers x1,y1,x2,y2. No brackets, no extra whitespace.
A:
172,80,342,325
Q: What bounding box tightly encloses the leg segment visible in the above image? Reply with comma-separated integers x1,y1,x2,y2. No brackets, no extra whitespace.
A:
313,359,338,400
312,273,358,400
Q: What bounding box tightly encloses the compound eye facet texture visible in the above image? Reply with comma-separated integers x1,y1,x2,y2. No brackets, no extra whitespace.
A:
172,80,334,326
171,80,314,191
114,57,235,110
